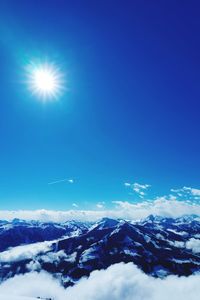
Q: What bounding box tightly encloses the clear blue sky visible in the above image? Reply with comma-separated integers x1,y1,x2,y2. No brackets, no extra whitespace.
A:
0,0,200,210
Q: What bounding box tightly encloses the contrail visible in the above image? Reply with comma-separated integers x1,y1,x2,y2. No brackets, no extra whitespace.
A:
48,178,74,185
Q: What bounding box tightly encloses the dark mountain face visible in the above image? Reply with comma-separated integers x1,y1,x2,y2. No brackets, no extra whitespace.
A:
0,216,200,287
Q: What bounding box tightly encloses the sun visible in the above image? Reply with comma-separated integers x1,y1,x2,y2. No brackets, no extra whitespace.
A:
26,61,65,101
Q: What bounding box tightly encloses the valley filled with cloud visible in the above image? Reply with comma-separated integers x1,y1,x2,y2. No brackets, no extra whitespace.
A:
0,263,200,300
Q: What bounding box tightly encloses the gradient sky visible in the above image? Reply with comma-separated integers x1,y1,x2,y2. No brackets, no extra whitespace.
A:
0,1,200,210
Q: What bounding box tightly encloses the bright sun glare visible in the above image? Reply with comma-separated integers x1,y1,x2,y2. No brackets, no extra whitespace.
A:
26,61,64,101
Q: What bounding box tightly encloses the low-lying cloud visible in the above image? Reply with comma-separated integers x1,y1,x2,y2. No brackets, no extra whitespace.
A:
0,263,200,300
0,296,36,300
0,271,66,300
186,238,200,253
0,240,52,263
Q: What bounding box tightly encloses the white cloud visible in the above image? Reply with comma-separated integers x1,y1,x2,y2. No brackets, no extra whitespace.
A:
171,186,200,198
125,182,151,198
186,238,200,253
0,263,200,300
0,240,58,263
112,198,200,219
0,238,68,267
124,182,131,187
96,202,105,209
168,194,177,201
0,296,37,300
0,272,66,300
1,197,200,222
190,188,200,196
64,262,200,300
133,182,150,191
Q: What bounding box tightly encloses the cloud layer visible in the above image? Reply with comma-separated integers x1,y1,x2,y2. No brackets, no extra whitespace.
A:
0,263,200,300
0,240,58,263
0,197,200,222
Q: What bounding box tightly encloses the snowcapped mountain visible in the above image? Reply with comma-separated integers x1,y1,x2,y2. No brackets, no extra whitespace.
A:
0,219,89,252
0,216,200,287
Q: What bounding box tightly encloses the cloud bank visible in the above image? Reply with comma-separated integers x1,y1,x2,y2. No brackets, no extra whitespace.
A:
0,240,56,263
0,263,200,300
0,197,200,222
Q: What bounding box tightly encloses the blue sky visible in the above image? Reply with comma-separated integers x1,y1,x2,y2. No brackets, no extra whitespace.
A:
0,1,200,210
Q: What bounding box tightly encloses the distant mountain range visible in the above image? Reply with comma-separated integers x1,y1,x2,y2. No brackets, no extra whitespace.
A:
0,215,200,287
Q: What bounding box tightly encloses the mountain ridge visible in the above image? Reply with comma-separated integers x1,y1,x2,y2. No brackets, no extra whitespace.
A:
0,215,200,287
